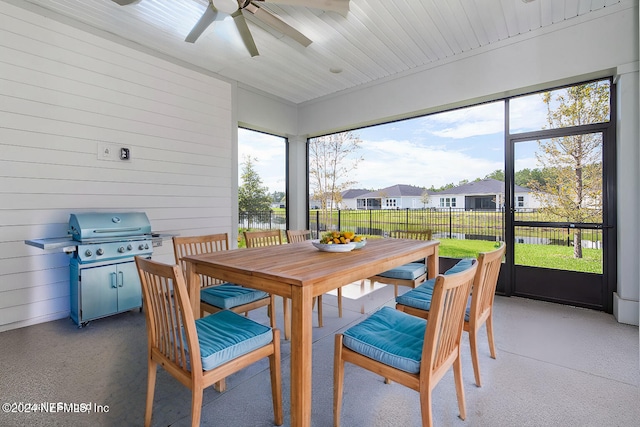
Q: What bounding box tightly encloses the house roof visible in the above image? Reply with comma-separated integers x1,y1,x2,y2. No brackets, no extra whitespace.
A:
357,184,429,199
341,189,370,199
435,179,530,195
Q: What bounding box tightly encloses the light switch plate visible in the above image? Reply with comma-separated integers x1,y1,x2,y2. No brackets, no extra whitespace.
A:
97,142,132,162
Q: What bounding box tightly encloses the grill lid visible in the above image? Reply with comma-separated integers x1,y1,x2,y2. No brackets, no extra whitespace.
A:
69,212,152,242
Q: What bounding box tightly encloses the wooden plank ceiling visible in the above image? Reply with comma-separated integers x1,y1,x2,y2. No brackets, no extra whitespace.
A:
14,0,622,104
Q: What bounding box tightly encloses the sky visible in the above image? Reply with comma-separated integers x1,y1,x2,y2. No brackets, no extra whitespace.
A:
238,92,555,194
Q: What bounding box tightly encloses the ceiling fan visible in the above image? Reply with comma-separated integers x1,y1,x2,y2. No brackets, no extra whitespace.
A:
111,0,349,57
186,0,349,57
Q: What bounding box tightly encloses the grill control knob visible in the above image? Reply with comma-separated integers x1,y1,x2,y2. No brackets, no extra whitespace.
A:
145,244,149,250
85,249,92,257
118,246,125,253
127,244,133,251
96,248,104,256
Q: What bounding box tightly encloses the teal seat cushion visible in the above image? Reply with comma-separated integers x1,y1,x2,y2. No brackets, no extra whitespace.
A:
396,257,475,320
200,283,269,309
377,263,426,280
444,258,475,275
395,278,436,311
396,280,471,321
342,306,426,374
194,310,273,371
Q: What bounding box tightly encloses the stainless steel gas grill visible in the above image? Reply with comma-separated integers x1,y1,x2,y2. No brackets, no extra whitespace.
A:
26,212,158,327
68,212,153,326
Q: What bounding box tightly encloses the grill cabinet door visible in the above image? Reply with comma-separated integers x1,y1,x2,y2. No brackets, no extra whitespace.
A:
116,261,142,312
81,265,119,320
78,261,142,323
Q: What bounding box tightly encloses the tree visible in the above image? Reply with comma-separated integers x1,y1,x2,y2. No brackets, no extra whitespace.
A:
271,191,286,205
514,168,548,188
238,155,272,212
484,169,505,181
420,188,431,208
309,131,363,226
532,81,609,258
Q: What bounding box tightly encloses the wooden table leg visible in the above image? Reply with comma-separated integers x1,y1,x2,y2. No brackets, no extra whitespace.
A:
185,262,200,320
290,285,313,427
427,246,439,278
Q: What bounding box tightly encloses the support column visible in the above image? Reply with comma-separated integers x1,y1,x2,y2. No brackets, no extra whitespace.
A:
613,62,640,326
287,135,309,230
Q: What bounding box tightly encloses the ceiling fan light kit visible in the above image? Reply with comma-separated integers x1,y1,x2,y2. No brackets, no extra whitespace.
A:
111,0,142,5
213,0,239,14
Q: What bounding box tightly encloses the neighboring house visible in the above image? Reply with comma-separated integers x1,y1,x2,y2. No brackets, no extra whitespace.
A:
354,185,431,210
309,198,322,210
433,179,540,211
339,189,370,209
343,179,540,211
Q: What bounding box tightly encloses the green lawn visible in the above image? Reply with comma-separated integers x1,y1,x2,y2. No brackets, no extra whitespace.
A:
512,242,602,273
435,238,601,273
238,228,602,274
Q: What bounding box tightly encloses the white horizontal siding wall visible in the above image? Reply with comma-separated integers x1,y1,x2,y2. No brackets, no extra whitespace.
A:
0,2,233,331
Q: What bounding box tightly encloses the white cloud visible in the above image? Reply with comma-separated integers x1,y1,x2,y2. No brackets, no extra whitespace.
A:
238,129,286,192
507,94,549,132
237,97,549,194
417,102,504,139
351,138,502,189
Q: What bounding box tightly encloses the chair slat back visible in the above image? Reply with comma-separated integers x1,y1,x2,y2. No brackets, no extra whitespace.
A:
422,261,477,376
286,230,311,243
390,230,433,241
244,230,283,247
173,234,230,287
135,256,201,375
469,243,506,323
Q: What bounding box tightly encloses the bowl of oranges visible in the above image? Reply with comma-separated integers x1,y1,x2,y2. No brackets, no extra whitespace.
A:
312,231,366,252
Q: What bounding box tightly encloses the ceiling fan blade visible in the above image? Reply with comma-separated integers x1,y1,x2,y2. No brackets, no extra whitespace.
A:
111,0,142,5
245,3,312,47
257,0,349,17
232,10,260,57
185,4,219,43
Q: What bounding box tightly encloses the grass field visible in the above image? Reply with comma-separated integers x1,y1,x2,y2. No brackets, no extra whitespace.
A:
239,223,603,274
436,238,602,273
362,236,602,274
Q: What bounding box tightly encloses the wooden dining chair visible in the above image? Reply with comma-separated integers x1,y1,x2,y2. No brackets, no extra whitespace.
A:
243,230,291,339
285,229,310,244
390,229,433,241
334,261,478,427
366,230,433,298
286,229,343,328
172,234,275,327
135,256,283,427
243,229,283,248
396,242,506,387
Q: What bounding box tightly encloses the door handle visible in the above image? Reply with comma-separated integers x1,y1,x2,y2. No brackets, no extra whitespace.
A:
118,271,124,287
111,272,117,288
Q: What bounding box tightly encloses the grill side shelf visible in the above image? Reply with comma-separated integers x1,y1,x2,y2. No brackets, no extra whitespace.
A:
25,237,76,252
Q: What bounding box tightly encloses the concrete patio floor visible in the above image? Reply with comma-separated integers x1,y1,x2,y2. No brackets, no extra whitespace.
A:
1,282,638,426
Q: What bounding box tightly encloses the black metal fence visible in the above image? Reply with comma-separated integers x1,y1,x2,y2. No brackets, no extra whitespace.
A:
239,208,602,248
238,210,287,231
310,208,505,241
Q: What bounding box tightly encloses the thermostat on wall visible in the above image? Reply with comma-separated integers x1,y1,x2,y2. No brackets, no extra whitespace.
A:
120,147,130,160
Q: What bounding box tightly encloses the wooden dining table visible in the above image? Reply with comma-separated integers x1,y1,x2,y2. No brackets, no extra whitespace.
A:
182,237,439,427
